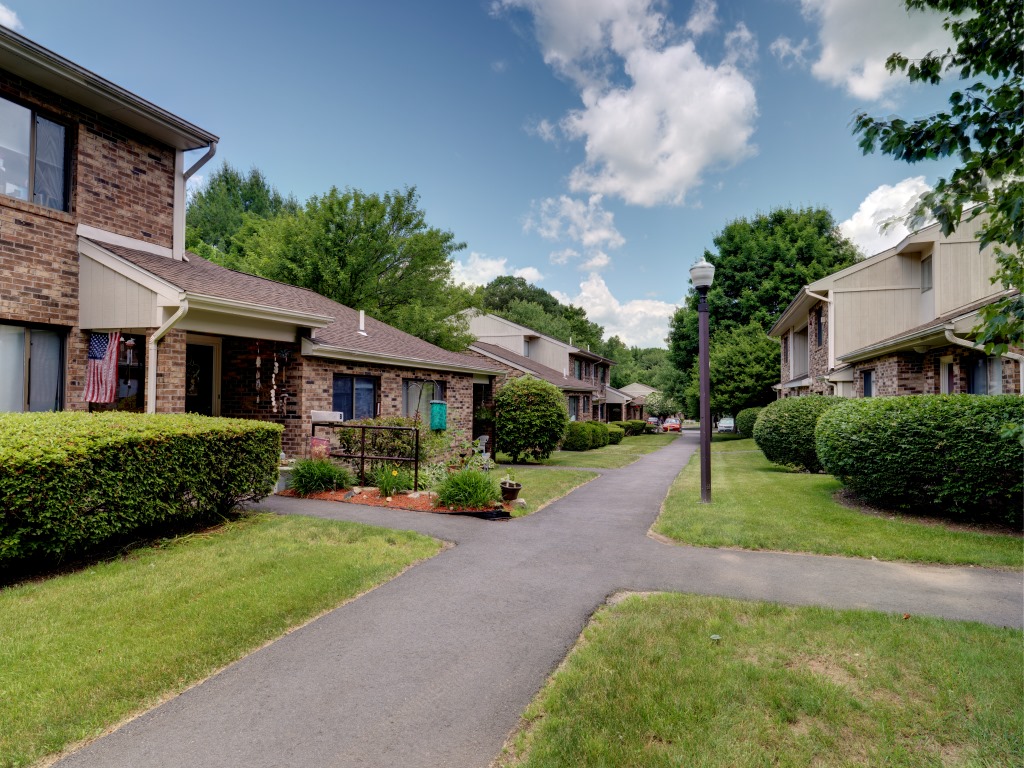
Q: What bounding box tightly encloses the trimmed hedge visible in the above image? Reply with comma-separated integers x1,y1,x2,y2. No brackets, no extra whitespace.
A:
816,395,1024,524
753,395,841,472
0,412,281,565
495,376,569,463
610,420,646,436
607,425,625,445
562,421,592,451
735,407,763,438
586,421,610,448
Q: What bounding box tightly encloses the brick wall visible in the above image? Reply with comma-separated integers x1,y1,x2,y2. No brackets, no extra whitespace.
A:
852,345,1022,397
779,330,789,386
0,71,178,413
219,342,480,458
807,303,830,395
152,329,186,413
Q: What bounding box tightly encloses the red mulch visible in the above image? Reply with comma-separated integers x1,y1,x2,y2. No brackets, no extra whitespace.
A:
277,487,510,516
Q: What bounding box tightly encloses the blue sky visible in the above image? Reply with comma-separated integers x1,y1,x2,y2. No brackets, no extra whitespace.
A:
9,1,958,347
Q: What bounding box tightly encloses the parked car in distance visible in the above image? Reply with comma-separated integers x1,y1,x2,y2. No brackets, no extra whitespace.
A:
717,417,736,433
646,416,660,425
662,418,681,432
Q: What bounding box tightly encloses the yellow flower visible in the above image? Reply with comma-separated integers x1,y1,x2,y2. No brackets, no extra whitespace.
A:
391,469,398,476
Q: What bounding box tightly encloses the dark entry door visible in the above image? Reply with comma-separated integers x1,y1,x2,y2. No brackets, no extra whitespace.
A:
185,343,215,416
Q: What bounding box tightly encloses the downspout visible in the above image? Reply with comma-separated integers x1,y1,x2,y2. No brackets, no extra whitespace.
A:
147,300,189,413
173,142,218,260
944,327,1024,395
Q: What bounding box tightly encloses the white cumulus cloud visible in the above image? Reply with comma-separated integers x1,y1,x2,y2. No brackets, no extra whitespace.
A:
528,194,625,249
452,252,545,286
0,4,22,30
839,176,932,256
784,0,954,101
553,273,679,348
495,0,759,206
686,0,717,37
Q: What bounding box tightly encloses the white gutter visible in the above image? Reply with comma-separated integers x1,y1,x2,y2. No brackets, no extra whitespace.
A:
147,300,189,413
944,328,1024,395
173,142,218,261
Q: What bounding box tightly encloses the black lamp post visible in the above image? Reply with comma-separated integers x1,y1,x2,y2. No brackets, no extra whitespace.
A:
689,257,715,503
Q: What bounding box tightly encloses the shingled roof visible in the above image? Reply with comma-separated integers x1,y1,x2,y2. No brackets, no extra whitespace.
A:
91,241,501,374
469,341,597,392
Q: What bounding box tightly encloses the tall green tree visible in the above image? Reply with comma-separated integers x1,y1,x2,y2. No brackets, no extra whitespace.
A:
185,162,297,256
852,0,1022,354
231,186,477,350
683,322,779,418
480,276,561,315
666,207,860,404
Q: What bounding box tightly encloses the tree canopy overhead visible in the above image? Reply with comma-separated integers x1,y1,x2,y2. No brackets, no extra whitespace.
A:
852,0,1022,352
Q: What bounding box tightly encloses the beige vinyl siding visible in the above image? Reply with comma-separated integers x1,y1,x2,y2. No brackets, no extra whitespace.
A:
79,256,160,329
936,240,1002,316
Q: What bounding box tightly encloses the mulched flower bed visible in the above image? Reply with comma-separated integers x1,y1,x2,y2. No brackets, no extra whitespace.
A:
277,487,511,517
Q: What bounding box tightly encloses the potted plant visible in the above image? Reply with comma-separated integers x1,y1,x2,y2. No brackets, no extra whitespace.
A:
499,470,522,502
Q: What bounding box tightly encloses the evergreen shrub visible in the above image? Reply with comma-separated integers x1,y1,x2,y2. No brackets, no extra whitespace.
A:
735,407,763,438
607,425,625,445
562,421,592,451
495,376,569,462
816,395,1024,524
586,421,610,448
0,412,280,565
753,395,841,472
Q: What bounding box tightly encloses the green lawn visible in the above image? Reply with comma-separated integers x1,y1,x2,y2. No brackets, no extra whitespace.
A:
498,593,1023,768
498,433,678,470
505,467,598,517
654,438,1023,569
0,514,440,768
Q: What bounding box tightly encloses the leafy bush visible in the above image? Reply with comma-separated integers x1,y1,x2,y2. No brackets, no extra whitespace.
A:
753,395,841,472
495,376,569,462
435,469,501,509
562,421,592,451
289,459,353,496
607,425,625,445
372,463,414,496
0,412,280,565
735,407,763,438
418,462,449,491
610,420,645,436
332,416,441,461
816,395,1024,524
586,421,609,448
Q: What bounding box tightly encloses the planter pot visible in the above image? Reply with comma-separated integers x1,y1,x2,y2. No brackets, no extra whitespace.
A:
500,482,522,502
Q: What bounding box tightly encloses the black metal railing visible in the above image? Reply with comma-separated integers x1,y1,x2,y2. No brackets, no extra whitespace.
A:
311,421,420,489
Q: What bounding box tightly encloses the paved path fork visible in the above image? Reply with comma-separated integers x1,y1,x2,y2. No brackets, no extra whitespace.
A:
56,433,1023,768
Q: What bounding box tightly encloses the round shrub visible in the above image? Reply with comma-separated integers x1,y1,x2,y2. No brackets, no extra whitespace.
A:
562,421,592,451
586,421,609,448
816,395,1024,524
435,468,501,509
289,458,353,496
753,395,841,472
607,425,625,445
735,407,763,438
495,376,569,463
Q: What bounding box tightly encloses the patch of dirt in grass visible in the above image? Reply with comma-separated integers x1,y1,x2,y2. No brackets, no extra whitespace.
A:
787,655,861,691
833,490,1022,538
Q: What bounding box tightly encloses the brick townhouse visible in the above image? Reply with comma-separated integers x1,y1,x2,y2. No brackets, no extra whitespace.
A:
0,28,498,456
769,216,1022,398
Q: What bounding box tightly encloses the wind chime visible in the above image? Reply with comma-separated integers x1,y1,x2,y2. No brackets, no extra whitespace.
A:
255,344,288,413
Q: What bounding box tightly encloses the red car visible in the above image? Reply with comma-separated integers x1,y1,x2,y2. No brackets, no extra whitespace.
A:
662,418,681,432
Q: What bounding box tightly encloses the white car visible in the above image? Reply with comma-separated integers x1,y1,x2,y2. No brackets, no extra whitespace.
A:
717,417,735,433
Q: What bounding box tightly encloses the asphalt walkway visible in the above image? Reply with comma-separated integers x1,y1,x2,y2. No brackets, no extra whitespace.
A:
56,433,1023,768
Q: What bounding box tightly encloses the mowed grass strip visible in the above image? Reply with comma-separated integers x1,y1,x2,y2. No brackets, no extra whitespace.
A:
654,438,1022,569
506,467,598,518
498,433,678,470
0,513,441,768
498,593,1023,768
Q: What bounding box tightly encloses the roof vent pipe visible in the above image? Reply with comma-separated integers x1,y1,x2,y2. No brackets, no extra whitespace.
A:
358,309,368,336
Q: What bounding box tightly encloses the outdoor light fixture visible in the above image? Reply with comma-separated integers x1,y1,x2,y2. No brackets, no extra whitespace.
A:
689,258,715,503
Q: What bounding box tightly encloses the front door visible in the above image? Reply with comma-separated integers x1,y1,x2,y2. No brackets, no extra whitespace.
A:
185,342,218,416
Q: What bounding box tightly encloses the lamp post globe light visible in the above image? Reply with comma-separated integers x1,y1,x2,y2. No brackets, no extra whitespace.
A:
689,257,715,503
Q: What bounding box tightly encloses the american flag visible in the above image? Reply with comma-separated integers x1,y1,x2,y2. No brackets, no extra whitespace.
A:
83,331,120,403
